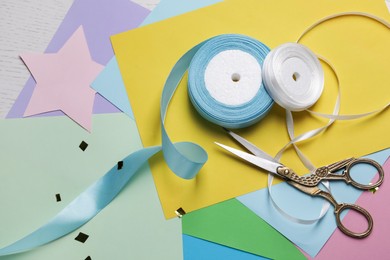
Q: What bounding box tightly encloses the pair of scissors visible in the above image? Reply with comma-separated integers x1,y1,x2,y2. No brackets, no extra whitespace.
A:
215,130,384,238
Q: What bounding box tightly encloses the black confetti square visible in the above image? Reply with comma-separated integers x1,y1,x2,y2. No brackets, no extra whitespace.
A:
55,193,61,202
117,161,123,170
175,207,186,218
75,232,89,243
85,256,92,260
79,141,88,151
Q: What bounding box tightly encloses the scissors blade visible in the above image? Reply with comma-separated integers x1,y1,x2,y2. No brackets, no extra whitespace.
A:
223,128,278,162
215,142,283,175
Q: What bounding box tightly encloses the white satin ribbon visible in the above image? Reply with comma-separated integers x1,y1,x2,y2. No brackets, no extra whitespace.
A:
264,12,389,224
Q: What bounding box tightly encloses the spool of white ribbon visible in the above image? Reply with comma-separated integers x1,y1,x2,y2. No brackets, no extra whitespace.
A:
262,43,324,111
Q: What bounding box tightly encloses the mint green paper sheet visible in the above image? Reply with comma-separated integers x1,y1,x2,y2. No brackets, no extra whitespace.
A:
0,114,182,259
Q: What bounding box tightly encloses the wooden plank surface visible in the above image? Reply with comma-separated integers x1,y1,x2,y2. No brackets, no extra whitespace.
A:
0,0,159,118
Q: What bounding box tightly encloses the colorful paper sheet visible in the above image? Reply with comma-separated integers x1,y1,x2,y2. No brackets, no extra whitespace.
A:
307,156,390,259
91,57,134,119
91,0,222,119
182,198,305,260
21,27,103,131
142,0,222,25
6,0,150,118
0,114,182,259
111,0,390,218
183,235,268,260
237,149,390,257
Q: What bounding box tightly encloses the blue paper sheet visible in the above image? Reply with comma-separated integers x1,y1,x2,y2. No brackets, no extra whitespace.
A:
91,58,134,119
183,235,268,260
92,0,222,117
237,149,390,257
142,0,222,25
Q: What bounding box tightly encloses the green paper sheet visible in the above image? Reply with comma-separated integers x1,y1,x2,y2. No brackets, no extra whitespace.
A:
0,114,182,259
182,199,305,260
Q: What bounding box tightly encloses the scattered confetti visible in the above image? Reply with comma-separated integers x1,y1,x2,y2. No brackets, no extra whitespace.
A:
370,187,379,194
117,161,123,170
175,207,186,218
75,232,89,243
369,183,379,194
79,141,88,151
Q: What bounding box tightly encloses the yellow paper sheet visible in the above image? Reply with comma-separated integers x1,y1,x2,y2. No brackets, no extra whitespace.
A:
112,0,390,218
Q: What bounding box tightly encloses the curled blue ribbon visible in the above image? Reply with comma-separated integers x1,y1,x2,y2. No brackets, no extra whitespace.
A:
0,146,162,255
0,34,273,255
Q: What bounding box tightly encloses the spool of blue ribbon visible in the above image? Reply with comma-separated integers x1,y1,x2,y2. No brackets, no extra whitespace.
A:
188,34,274,128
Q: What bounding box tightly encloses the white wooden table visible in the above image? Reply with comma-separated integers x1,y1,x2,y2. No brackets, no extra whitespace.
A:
0,0,159,118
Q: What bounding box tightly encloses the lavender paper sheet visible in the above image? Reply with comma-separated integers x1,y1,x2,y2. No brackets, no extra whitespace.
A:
7,0,150,118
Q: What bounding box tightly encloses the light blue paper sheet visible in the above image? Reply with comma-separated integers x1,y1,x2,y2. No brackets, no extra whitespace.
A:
92,0,222,118
237,149,390,257
183,235,268,260
142,0,222,25
91,58,134,119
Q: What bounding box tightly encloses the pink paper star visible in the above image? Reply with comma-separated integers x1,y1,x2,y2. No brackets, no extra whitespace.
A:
21,26,103,131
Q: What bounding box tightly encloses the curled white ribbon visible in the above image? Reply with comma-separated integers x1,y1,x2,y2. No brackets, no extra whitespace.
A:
264,12,389,224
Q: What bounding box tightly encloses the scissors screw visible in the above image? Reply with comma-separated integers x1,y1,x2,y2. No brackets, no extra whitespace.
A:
277,166,291,176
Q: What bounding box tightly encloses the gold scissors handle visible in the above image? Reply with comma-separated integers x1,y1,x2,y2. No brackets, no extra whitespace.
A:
278,158,384,190
315,188,373,238
338,158,384,189
288,181,373,238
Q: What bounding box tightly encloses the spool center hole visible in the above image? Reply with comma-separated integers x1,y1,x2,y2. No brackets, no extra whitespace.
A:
292,72,300,82
231,73,241,82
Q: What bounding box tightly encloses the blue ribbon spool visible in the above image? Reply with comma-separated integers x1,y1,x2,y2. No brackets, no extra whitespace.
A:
188,34,274,129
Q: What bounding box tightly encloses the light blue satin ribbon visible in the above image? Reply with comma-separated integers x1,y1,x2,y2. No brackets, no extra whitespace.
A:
160,43,208,179
0,146,162,255
0,34,273,255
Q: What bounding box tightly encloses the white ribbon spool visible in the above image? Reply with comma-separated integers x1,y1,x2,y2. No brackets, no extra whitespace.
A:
262,43,324,111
